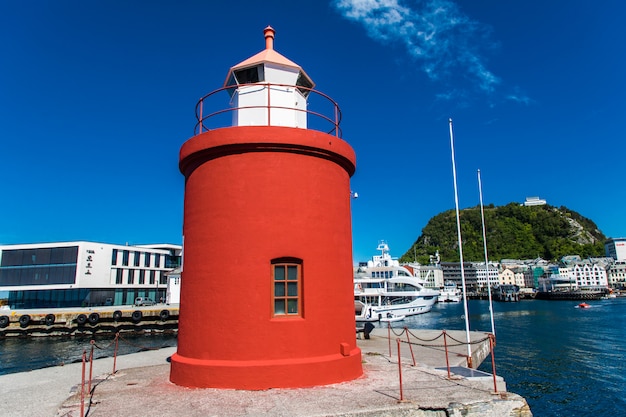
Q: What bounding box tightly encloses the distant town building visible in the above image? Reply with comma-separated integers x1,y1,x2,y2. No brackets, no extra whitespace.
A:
605,237,626,260
571,262,608,288
474,262,500,289
607,260,626,289
499,267,515,286
522,196,547,206
403,263,444,289
497,266,525,288
440,262,478,290
0,241,181,309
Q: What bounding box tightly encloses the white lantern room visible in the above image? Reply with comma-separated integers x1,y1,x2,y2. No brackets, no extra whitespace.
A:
223,26,314,128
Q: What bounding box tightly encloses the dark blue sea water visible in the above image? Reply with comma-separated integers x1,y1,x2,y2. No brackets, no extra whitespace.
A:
2,299,625,416
0,333,177,375
403,298,626,417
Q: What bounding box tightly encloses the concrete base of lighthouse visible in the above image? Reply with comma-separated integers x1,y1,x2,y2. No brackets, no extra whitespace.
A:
169,348,363,390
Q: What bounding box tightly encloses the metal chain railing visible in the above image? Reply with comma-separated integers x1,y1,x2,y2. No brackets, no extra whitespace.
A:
382,323,499,400
78,332,170,416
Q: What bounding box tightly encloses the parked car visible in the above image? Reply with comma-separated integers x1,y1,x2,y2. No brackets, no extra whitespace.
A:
134,297,155,306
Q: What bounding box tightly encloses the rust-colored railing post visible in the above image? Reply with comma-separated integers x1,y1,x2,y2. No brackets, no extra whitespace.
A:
80,349,86,417
88,340,95,395
113,332,119,374
405,327,416,366
266,83,271,126
199,100,203,133
443,330,451,379
396,338,404,402
489,334,498,393
387,321,392,357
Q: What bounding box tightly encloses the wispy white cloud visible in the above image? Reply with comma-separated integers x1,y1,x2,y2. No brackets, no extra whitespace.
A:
333,0,501,96
506,92,533,105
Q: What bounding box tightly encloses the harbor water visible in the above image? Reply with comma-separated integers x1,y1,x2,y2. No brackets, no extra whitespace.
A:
1,299,625,416
404,298,626,417
0,332,177,375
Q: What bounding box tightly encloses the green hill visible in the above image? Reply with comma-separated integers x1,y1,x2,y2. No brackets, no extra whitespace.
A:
400,203,606,264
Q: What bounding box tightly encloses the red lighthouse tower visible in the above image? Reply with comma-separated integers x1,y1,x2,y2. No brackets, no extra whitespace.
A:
169,27,362,389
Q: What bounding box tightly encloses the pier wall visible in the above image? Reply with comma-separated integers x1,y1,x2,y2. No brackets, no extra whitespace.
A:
0,306,178,337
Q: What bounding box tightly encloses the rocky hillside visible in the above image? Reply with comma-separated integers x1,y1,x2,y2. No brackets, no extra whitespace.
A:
400,203,606,264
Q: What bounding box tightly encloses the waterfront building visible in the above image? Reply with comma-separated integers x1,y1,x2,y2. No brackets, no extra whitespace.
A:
522,267,535,289
0,241,181,308
403,262,444,289
474,262,500,290
605,237,626,260
499,268,514,285
607,260,626,289
170,27,361,389
571,262,608,289
440,262,478,291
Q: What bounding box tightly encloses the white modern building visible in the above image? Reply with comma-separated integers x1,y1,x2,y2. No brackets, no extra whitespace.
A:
0,241,182,309
605,237,626,260
523,196,547,206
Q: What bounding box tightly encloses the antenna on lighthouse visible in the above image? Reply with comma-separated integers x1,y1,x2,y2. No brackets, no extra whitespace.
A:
264,26,275,49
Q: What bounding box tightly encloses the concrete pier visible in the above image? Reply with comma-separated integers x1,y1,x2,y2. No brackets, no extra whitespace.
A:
0,327,532,416
0,305,179,336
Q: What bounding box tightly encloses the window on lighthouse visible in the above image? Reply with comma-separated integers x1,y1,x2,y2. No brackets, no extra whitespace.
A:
272,258,302,317
233,65,265,85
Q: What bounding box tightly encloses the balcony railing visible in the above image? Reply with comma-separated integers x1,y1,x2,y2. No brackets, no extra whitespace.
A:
194,83,343,138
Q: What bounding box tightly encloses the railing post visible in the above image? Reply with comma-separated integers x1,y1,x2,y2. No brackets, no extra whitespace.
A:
199,100,204,133
80,350,86,417
266,83,271,126
489,334,498,393
405,327,416,366
88,340,95,395
387,322,392,357
396,338,404,402
443,330,451,379
113,332,119,374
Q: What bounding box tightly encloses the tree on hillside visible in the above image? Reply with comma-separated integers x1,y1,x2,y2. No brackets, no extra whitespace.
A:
399,203,606,263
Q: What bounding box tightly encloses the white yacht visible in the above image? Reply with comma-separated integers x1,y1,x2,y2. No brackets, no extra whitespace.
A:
354,242,439,320
438,281,461,303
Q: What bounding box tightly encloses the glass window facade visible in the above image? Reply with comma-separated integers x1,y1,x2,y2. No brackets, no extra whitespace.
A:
122,250,129,266
165,255,181,269
5,288,167,309
0,246,78,286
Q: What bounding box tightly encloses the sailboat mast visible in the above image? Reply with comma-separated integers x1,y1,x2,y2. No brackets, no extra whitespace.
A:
448,118,473,365
478,169,496,336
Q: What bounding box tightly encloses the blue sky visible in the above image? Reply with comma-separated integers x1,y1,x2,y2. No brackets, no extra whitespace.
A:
1,0,624,263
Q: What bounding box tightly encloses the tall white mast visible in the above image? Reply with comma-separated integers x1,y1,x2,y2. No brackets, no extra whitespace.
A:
478,169,496,336
448,118,473,365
